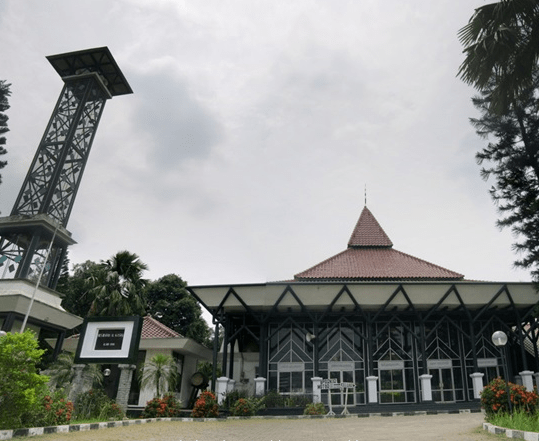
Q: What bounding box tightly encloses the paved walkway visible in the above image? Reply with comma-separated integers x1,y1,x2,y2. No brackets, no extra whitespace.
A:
21,413,496,441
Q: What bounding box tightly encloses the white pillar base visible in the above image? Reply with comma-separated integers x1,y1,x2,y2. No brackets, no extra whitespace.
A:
419,374,433,402
215,376,229,404
520,370,534,391
254,377,266,396
366,376,378,404
311,377,323,404
470,372,485,399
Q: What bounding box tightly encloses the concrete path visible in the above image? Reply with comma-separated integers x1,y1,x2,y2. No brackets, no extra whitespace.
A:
22,413,498,441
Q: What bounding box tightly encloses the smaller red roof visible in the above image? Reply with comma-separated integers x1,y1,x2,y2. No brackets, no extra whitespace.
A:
348,206,393,247
142,315,182,339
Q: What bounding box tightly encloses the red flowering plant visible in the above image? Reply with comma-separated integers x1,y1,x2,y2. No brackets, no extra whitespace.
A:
141,394,182,418
191,391,219,418
41,390,74,426
481,377,539,418
230,397,265,417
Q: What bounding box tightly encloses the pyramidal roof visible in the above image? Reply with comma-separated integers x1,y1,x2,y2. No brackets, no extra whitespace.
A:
348,206,393,248
294,206,464,281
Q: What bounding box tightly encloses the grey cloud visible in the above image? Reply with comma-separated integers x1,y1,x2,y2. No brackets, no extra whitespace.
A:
130,70,223,171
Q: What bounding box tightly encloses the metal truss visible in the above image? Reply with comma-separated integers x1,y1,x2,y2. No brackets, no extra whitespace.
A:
11,75,107,225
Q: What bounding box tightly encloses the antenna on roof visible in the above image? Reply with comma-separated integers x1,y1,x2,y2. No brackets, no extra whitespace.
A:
364,184,367,206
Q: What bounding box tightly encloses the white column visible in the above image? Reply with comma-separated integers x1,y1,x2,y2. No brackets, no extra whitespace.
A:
520,370,534,391
215,376,229,404
419,374,433,402
254,377,266,396
470,372,485,399
227,378,236,393
366,376,378,404
311,377,323,404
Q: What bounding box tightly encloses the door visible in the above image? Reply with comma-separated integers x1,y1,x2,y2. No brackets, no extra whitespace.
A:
430,368,455,402
328,369,355,406
379,368,406,403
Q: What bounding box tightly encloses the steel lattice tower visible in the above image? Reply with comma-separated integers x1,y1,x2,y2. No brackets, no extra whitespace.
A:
0,47,132,289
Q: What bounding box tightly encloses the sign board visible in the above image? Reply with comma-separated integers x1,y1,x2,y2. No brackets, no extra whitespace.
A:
74,316,142,364
379,360,404,370
478,358,498,368
320,379,356,390
277,362,304,372
328,361,354,371
427,359,453,369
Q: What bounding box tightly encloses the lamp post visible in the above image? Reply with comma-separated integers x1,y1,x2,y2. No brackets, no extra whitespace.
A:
492,330,512,414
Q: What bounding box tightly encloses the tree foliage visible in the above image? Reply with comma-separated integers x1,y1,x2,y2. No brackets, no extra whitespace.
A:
0,331,49,430
458,0,539,113
88,250,148,317
57,260,101,320
471,70,539,283
145,274,212,346
0,80,10,185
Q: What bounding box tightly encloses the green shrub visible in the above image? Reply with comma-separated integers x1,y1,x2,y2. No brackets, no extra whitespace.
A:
481,377,539,418
284,394,311,408
263,390,285,408
230,397,265,416
141,394,182,418
0,331,49,430
191,391,219,418
221,389,248,410
73,389,124,421
303,402,326,415
489,409,539,432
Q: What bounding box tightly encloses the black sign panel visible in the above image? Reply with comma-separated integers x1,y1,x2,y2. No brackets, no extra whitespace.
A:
94,328,125,350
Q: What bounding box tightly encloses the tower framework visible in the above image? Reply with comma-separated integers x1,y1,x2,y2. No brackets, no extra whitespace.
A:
0,47,132,289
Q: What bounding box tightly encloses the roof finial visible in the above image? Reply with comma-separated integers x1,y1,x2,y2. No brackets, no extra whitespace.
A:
364,184,367,207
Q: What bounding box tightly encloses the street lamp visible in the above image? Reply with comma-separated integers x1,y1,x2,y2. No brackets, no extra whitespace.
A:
492,330,512,414
0,330,6,338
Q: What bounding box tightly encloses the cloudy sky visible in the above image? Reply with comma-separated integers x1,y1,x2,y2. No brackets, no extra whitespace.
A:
0,0,531,287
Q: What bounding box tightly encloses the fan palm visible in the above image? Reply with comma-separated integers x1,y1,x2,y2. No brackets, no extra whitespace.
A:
458,0,539,113
46,352,103,392
88,250,148,316
139,353,179,398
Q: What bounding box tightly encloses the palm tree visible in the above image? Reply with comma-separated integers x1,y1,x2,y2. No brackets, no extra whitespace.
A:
88,250,148,317
45,352,103,392
138,354,179,398
458,0,539,113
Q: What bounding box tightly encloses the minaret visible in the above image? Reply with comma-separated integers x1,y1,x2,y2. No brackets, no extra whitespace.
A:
0,47,132,289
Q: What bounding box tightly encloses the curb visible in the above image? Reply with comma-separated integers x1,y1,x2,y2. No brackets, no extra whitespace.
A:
0,409,482,440
483,422,539,440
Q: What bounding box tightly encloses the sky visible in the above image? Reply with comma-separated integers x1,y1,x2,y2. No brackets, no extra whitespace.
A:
0,0,532,287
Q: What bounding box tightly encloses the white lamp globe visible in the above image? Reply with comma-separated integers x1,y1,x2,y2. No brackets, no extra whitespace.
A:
492,330,508,347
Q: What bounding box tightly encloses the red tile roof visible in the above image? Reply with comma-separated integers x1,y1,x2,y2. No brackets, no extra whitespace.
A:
348,206,393,247
141,315,182,339
294,207,464,281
